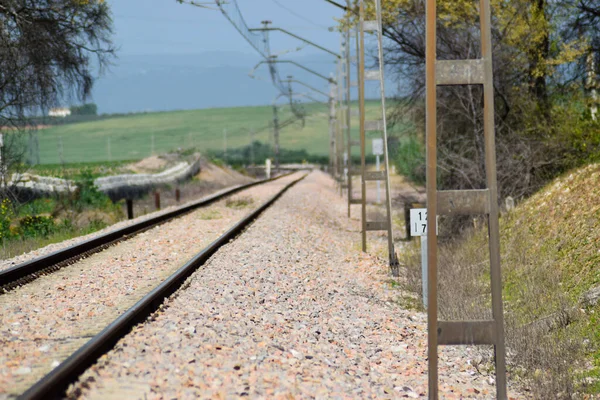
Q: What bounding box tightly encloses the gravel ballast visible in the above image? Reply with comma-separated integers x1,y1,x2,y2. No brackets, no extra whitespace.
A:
65,171,525,399
0,173,303,399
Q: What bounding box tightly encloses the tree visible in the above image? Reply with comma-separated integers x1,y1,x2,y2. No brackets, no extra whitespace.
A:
345,0,595,200
0,0,113,126
71,103,98,116
0,0,114,187
565,0,600,53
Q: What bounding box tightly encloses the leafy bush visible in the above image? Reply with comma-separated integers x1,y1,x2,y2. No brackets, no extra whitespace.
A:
0,198,59,240
549,96,600,169
19,215,56,238
0,199,15,241
209,141,329,166
18,198,56,217
70,103,97,116
0,164,126,258
392,136,425,185
72,169,116,211
210,157,225,168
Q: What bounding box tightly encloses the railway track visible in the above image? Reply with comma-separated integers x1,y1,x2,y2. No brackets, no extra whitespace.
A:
0,171,527,399
0,172,296,294
0,172,307,400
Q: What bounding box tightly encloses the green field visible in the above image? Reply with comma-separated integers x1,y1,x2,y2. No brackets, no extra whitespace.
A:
32,100,407,164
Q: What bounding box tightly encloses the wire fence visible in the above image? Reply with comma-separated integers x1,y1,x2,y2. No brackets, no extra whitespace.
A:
23,126,277,165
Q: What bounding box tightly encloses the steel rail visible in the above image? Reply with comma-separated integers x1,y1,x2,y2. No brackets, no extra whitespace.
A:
0,172,296,292
19,172,308,400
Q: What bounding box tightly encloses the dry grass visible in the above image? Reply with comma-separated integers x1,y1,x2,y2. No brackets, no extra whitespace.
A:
399,232,588,398
198,209,222,220
225,196,254,209
355,163,600,397
398,165,600,399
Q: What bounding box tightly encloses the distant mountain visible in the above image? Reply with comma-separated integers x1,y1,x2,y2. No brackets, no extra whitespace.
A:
89,51,398,114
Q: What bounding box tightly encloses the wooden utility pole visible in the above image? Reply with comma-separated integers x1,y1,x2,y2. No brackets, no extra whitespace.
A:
358,0,367,252
271,105,280,169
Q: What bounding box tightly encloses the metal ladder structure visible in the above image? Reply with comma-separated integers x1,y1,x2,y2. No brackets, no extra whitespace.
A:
346,23,361,213
349,0,397,268
425,0,507,398
330,35,348,190
343,7,353,218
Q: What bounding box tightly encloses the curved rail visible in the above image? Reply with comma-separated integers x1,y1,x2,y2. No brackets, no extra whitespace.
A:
0,172,295,292
19,172,307,400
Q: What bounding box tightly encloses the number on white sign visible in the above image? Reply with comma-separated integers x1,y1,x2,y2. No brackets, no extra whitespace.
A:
409,208,438,237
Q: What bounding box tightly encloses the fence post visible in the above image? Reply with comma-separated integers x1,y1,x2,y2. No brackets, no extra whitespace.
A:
249,129,255,166
58,136,64,165
34,132,40,165
107,137,112,162
154,191,161,210
223,128,227,163
265,159,271,179
126,199,134,220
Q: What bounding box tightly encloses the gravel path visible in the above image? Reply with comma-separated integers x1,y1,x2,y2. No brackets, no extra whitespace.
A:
0,173,303,399
66,171,525,399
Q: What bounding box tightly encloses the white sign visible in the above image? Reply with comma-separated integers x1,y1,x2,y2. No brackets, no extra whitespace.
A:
410,208,438,236
410,208,428,236
372,138,383,156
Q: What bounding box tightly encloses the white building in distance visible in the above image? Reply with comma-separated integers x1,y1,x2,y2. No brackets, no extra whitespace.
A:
48,107,71,117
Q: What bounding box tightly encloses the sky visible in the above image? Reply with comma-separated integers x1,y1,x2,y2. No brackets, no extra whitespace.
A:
107,0,346,58
90,0,392,113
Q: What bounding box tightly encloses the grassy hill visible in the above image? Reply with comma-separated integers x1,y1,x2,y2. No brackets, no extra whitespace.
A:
399,163,600,396
34,101,402,164
498,164,600,395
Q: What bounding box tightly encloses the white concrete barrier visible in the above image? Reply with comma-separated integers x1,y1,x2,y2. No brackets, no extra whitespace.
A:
10,158,201,200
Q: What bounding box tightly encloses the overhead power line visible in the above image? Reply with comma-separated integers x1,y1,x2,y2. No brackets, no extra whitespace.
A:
214,0,306,120
323,0,348,11
270,0,330,30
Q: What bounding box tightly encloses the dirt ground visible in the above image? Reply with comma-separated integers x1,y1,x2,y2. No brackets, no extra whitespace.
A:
122,158,255,220
126,156,168,173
